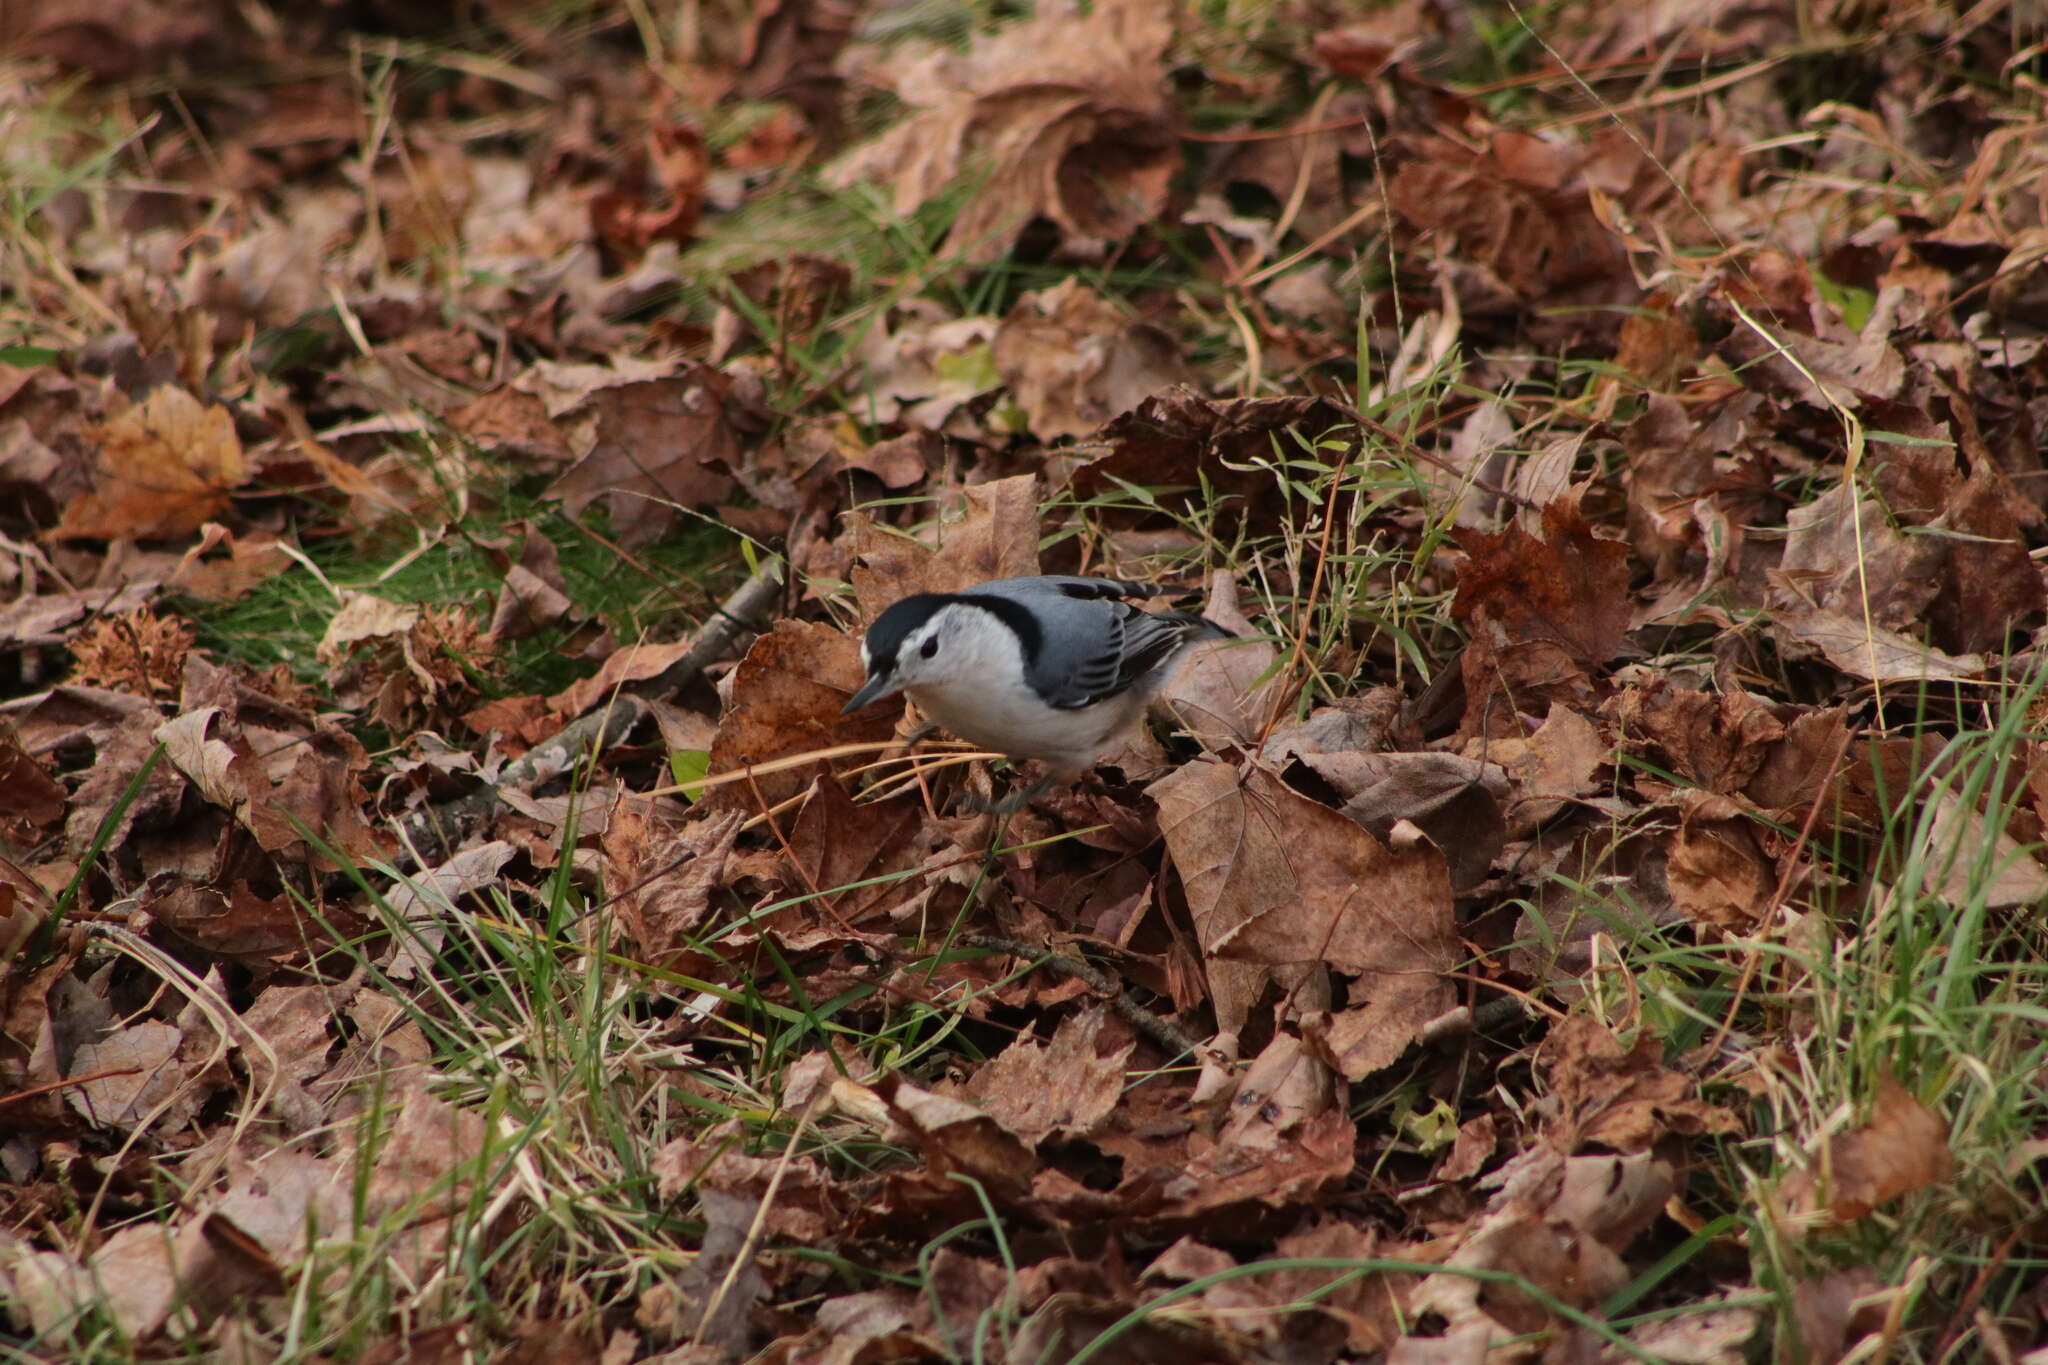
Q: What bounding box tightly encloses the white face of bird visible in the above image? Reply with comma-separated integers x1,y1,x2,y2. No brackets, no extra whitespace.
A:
843,602,1016,714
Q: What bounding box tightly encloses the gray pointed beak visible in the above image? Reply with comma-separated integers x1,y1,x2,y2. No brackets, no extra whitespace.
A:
842,674,902,714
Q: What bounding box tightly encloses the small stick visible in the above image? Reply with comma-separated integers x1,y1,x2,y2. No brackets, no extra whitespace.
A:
964,934,1202,1059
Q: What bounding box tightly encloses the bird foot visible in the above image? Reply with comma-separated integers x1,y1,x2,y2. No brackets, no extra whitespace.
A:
957,775,1053,817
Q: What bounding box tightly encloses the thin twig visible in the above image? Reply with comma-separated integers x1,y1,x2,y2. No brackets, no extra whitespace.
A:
964,934,1201,1059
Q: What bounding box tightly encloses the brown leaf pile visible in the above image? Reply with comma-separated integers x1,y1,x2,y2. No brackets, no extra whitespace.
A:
5,0,2040,1360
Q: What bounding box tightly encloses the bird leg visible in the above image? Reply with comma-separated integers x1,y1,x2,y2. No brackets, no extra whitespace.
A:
957,773,1053,817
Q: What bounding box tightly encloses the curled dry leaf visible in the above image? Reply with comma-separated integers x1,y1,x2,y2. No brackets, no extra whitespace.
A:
154,702,384,866
1783,1076,1953,1227
1386,127,1638,309
868,1071,1037,1200
1404,1147,1673,1350
1298,750,1509,893
1452,490,1632,738
1538,1016,1738,1153
992,278,1188,441
1485,700,1606,832
1159,570,1277,751
1665,790,1775,932
829,0,1177,262
846,307,1001,432
959,1006,1134,1145
1607,679,1785,795
1916,786,2048,908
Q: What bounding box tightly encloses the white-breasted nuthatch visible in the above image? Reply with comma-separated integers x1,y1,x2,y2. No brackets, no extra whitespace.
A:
843,574,1233,779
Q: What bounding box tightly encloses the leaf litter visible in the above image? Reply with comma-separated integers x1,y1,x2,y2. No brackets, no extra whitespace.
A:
1,0,2044,1361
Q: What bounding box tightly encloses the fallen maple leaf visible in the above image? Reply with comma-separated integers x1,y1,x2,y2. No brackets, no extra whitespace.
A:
991,278,1188,441
1151,759,1456,1079
959,1005,1134,1145
55,387,249,542
846,474,1043,618
828,0,1177,262
704,619,898,811
1452,490,1632,738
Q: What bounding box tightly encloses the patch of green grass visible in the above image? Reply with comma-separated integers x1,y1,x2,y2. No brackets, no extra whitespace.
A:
1522,663,2048,1360
183,471,739,704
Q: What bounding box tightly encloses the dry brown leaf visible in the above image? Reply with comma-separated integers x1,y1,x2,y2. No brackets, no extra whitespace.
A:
486,522,575,641
1925,462,2046,654
652,1122,841,1243
1489,701,1606,830
548,639,694,718
1386,127,1637,309
1452,491,1632,738
316,592,421,666
1127,1105,1355,1234
1159,571,1278,751
1297,750,1508,893
55,387,248,542
846,307,1002,432
704,620,899,812
9,1222,199,1341
154,704,383,865
1608,680,1785,795
869,1072,1037,1200
959,1006,1134,1145
66,1019,194,1134
1917,787,2048,908
1618,1294,1760,1364
991,278,1187,441
1406,1147,1672,1349
672,1186,769,1354
1150,759,1456,1078
605,803,741,968
538,362,752,546
846,474,1043,619
1784,1076,1953,1226
1071,389,1358,534
446,386,575,468
163,524,296,604
778,774,926,928
1775,606,1985,682
0,582,161,650
829,0,1177,261
0,737,68,834
1778,483,1942,631
382,841,520,979
1666,790,1775,932
1539,1016,1738,1153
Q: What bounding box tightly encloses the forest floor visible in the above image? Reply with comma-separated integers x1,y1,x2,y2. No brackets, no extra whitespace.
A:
3,0,2047,1360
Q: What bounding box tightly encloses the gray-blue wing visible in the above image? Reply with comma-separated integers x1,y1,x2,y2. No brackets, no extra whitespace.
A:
972,575,1169,603
1036,603,1216,710
963,576,1218,710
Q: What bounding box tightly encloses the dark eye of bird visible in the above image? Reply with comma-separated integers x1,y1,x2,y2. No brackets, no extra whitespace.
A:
920,637,939,659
